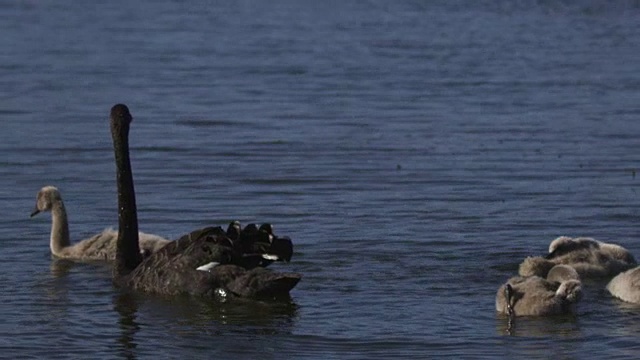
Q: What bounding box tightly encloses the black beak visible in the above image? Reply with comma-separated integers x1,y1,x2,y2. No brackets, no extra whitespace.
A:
30,208,40,218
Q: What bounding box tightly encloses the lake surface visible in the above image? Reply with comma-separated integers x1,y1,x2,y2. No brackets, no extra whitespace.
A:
1,0,640,358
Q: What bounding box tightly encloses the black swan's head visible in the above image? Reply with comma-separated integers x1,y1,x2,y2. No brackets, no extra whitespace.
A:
111,104,133,126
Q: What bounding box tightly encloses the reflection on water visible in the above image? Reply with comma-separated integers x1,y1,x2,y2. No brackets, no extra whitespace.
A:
138,293,299,333
495,313,581,338
49,258,76,278
39,260,72,326
113,291,140,360
111,289,299,358
605,298,640,336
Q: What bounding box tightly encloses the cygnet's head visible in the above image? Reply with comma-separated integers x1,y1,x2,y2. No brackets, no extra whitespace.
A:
548,236,574,254
519,256,556,278
548,236,601,258
31,186,62,217
546,264,580,284
555,279,583,303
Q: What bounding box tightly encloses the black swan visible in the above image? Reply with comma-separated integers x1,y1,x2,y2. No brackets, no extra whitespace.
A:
109,104,301,299
30,185,169,260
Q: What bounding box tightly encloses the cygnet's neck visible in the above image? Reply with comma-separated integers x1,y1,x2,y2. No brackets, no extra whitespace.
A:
49,200,71,256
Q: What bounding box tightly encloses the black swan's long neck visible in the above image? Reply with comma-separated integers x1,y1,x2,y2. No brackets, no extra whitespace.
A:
111,104,142,278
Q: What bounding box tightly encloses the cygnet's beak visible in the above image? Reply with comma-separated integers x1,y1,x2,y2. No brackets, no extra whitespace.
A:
30,207,41,217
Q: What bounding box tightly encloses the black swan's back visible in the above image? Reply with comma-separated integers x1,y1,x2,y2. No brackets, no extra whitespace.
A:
116,227,301,298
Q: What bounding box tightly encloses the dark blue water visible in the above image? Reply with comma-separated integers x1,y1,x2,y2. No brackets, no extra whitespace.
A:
1,0,640,358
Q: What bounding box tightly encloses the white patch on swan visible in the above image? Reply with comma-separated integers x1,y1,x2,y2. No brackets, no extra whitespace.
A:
262,254,279,261
196,262,220,272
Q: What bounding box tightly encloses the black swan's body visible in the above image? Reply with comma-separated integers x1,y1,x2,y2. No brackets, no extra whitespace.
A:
110,104,301,299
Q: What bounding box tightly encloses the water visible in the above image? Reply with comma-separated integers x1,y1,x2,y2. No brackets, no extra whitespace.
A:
1,0,640,358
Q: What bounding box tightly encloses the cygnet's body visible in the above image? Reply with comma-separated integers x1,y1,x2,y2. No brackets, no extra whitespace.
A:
31,186,170,261
548,236,634,262
519,236,636,279
496,264,582,317
607,266,640,304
